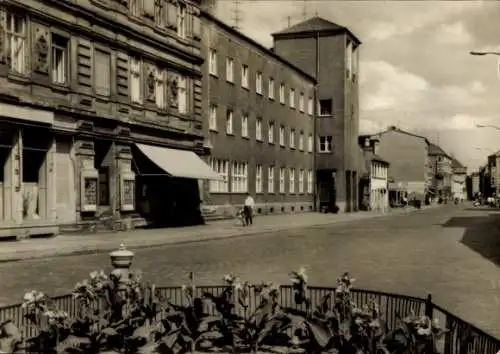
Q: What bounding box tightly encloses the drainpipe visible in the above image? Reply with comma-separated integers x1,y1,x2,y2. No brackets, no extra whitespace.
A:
312,30,319,212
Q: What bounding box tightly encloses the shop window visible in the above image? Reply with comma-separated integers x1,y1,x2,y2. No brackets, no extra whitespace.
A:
94,141,112,206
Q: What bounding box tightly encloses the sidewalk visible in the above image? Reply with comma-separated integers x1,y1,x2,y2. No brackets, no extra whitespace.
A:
0,205,435,263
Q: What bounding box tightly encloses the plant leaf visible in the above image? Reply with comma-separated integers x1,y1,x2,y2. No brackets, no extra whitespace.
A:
305,319,331,349
55,335,91,354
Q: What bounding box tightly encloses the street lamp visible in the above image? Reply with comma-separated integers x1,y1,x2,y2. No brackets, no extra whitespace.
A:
476,124,500,131
470,51,500,56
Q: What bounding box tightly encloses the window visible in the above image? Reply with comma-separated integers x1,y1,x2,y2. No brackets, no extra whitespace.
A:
130,0,140,16
155,68,167,109
209,104,217,131
130,57,142,103
51,34,68,84
299,132,304,151
226,109,233,134
210,159,229,193
155,0,166,27
268,78,275,99
307,97,313,115
268,122,275,143
289,129,295,148
256,117,262,141
279,167,285,193
318,136,333,153
241,64,249,88
6,12,26,74
352,47,358,80
226,58,234,82
299,93,305,112
177,76,188,113
308,134,313,152
279,83,285,104
307,170,313,193
99,167,110,206
231,162,248,193
256,165,263,193
209,49,217,76
94,49,111,96
177,3,187,38
289,168,295,194
289,88,295,108
299,169,305,193
346,41,353,79
242,114,248,137
279,126,285,146
256,72,262,94
319,99,332,116
268,166,275,193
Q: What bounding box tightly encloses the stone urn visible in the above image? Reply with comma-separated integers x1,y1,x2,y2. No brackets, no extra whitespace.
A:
109,244,134,284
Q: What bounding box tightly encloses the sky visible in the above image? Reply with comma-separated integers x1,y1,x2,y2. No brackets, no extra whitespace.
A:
210,0,500,171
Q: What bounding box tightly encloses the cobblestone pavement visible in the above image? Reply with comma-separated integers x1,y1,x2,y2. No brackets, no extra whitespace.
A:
0,206,424,262
2,204,500,338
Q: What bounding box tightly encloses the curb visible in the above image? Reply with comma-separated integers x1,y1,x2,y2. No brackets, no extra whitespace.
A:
0,206,433,263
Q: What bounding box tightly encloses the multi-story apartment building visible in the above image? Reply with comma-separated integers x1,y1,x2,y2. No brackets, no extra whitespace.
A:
272,17,362,213
358,136,389,212
428,143,453,200
0,0,219,238
200,11,316,217
372,126,430,201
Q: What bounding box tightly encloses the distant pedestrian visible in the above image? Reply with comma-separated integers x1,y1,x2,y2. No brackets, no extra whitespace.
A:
243,193,255,226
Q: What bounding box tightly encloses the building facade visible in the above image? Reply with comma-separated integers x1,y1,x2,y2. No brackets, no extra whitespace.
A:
451,157,467,202
271,17,362,213
428,143,453,201
200,12,316,217
487,151,500,196
0,0,221,238
358,136,389,212
373,127,430,201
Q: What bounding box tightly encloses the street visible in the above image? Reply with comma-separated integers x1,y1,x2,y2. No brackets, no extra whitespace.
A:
2,205,500,337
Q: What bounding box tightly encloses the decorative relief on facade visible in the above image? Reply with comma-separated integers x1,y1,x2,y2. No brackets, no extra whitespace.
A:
84,178,98,205
122,180,134,205
146,66,156,101
168,74,179,107
32,24,50,74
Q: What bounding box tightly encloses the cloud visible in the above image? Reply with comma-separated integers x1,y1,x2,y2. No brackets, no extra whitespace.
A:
435,22,472,45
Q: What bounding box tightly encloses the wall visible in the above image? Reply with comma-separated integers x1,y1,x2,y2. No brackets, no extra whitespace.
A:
376,130,428,189
201,14,315,215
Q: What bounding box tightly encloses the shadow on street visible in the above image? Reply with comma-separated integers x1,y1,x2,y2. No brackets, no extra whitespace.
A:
443,213,500,267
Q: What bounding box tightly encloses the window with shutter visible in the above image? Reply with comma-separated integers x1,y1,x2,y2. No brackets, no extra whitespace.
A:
94,49,111,96
116,53,129,98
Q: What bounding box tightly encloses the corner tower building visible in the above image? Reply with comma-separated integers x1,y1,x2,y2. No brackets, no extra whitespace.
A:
272,17,362,212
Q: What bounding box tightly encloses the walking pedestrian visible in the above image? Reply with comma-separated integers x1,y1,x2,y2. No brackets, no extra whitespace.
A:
243,193,255,226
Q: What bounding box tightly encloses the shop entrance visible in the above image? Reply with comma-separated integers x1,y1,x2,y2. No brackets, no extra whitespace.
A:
132,145,203,228
22,128,52,221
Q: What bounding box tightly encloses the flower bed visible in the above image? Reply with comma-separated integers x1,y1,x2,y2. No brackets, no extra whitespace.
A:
0,268,495,354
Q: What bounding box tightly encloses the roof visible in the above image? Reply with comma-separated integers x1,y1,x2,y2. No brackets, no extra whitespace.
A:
451,157,465,170
272,16,362,44
375,126,431,146
200,11,317,83
372,153,390,165
428,143,452,159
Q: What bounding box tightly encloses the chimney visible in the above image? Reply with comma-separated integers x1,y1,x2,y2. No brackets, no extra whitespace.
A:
199,0,217,14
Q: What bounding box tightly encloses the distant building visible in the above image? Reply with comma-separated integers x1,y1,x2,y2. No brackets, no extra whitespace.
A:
372,126,430,201
487,151,500,195
200,11,316,217
358,136,389,212
428,143,453,200
272,17,362,213
451,158,467,201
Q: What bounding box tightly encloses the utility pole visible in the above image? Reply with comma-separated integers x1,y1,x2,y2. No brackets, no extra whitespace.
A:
231,0,241,31
302,0,307,20
286,15,291,27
